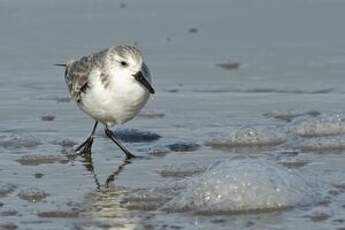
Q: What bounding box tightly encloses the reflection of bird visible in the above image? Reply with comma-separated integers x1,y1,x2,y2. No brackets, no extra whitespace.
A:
79,149,131,190
55,45,155,159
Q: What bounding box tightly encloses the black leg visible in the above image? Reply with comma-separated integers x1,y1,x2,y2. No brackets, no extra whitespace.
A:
105,159,131,188
104,127,136,159
81,149,101,190
75,121,98,153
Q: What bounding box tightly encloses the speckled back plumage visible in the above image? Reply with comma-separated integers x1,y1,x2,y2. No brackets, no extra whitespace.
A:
64,46,144,103
64,49,107,103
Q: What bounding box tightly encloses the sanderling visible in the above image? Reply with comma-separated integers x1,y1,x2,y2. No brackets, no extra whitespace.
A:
55,45,155,159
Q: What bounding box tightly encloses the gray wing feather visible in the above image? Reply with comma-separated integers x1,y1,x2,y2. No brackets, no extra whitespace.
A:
65,49,108,102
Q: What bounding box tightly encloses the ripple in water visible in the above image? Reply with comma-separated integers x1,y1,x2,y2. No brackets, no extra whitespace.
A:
0,133,42,149
158,162,207,178
0,182,16,198
264,109,320,122
164,158,325,214
300,136,345,151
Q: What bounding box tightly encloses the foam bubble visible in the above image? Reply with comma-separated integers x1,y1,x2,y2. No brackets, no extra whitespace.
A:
18,188,49,203
207,127,287,149
289,114,345,137
164,159,324,214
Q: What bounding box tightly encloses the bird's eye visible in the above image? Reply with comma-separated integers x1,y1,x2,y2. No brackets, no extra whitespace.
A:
120,61,128,67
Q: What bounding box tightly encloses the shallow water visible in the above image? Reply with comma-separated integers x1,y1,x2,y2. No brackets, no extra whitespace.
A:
1,0,345,229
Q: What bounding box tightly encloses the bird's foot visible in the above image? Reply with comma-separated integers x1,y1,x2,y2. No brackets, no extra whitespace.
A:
125,151,137,160
75,136,94,155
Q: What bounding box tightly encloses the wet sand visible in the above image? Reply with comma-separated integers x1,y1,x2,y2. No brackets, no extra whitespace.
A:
1,0,345,229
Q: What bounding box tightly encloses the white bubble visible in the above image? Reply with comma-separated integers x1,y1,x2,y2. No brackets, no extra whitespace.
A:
290,114,345,137
164,159,325,214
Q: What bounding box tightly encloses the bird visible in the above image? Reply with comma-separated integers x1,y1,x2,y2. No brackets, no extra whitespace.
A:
55,45,155,159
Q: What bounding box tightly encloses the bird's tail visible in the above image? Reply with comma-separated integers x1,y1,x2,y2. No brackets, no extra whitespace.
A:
53,63,67,67
54,63,69,79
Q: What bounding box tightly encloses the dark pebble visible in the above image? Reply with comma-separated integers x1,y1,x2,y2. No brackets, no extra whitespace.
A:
333,219,345,223
167,142,200,152
210,218,226,224
1,209,18,217
41,115,55,121
189,27,198,33
0,223,18,230
37,210,79,218
167,89,179,93
120,2,127,8
116,129,161,143
217,61,240,70
278,151,299,157
246,221,255,227
307,110,322,117
34,173,44,179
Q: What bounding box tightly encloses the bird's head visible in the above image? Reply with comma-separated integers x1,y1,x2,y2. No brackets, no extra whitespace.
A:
109,45,155,94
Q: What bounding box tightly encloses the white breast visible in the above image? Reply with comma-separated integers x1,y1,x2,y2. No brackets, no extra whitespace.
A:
78,69,150,126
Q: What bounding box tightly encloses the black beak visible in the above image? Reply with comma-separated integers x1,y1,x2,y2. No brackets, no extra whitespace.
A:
133,71,155,94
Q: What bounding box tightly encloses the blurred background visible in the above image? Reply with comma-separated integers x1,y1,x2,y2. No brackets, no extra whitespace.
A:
1,0,345,229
